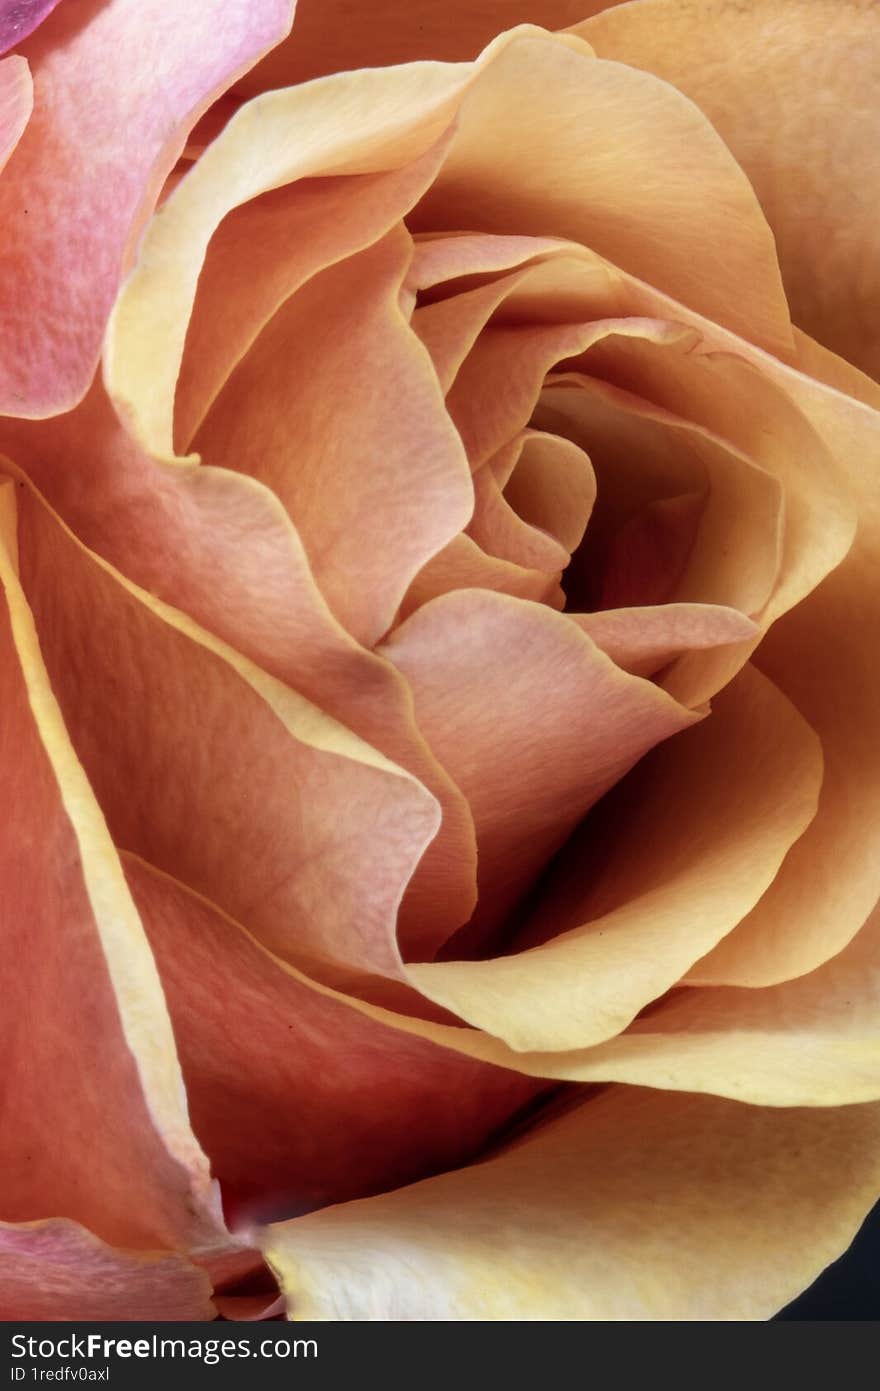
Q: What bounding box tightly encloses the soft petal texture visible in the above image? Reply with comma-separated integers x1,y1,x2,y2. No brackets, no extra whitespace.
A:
106,25,791,460
128,856,541,1226
0,53,30,166
262,1088,880,1320
0,482,222,1251
13,479,437,983
400,532,563,618
404,663,822,1051
0,388,478,962
545,904,880,1106
0,1221,215,1321
194,227,472,646
411,31,792,354
0,1,60,56
577,0,880,378
0,0,295,417
175,132,455,452
382,588,699,972
237,2,616,91
573,603,758,681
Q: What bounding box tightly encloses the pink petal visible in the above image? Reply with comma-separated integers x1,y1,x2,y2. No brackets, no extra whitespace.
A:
128,856,542,1227
0,482,222,1252
0,2,60,56
0,0,295,415
0,1220,215,1321
14,479,436,983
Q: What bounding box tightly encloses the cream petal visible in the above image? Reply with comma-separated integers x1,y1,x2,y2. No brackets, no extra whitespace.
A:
578,0,880,377
261,1087,880,1320
405,663,822,1052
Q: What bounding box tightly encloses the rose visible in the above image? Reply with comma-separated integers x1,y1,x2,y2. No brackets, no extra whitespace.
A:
1,0,879,1322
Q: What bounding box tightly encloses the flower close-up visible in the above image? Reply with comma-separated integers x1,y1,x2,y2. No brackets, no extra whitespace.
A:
1,0,879,1322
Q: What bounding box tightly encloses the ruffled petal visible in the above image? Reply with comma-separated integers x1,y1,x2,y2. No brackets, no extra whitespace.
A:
128,857,542,1226
403,663,822,1052
194,227,472,646
13,478,436,983
0,0,295,415
578,0,880,377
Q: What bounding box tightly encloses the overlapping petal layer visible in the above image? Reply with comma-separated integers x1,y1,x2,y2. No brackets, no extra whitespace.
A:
262,1088,880,1320
0,0,295,416
128,857,542,1226
0,480,223,1254
577,0,880,378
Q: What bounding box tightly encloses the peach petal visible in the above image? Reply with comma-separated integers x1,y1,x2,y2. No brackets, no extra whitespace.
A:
1,392,478,961
381,589,699,970
412,31,792,354
578,0,880,377
14,480,437,983
466,432,592,575
407,665,822,1053
127,856,542,1227
595,491,705,610
448,313,694,470
400,533,564,620
408,231,568,295
0,482,222,1251
261,1087,880,1320
0,0,294,416
0,54,30,167
194,227,472,646
573,603,758,682
237,3,614,92
555,903,880,1106
0,2,60,56
502,428,596,554
537,377,783,633
107,25,791,459
0,1221,215,1321
176,133,455,452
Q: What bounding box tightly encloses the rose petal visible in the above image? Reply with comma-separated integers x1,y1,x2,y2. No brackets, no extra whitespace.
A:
261,1087,880,1320
194,226,472,646
0,0,294,416
14,478,437,983
467,432,592,574
0,481,222,1251
412,31,792,354
577,0,880,377
405,664,822,1052
552,903,880,1106
1,388,478,963
106,25,791,460
127,856,542,1227
0,53,30,165
400,533,564,620
237,3,614,92
573,603,758,682
381,589,699,972
0,1220,215,1321
0,1,60,57
176,132,455,452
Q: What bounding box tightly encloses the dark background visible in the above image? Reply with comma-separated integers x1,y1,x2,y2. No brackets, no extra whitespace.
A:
776,1198,880,1319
